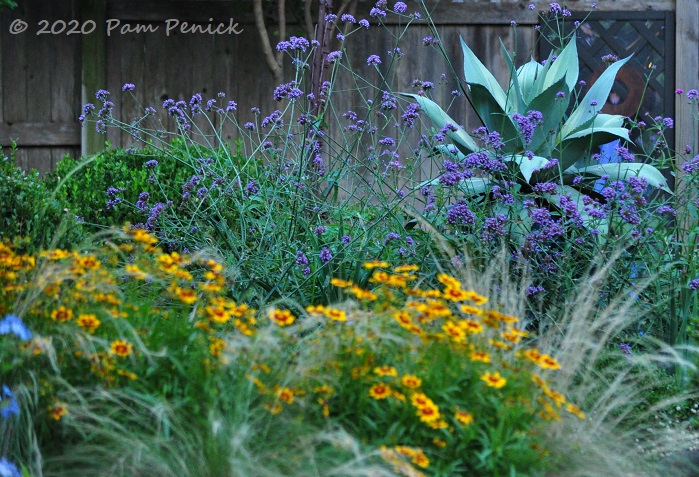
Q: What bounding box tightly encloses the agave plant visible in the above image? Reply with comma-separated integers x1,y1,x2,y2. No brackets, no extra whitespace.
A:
403,35,671,241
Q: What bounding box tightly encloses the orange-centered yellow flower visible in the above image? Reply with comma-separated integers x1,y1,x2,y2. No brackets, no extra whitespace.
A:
442,321,467,342
415,401,441,423
443,286,471,301
455,410,474,426
110,339,133,357
50,306,73,323
48,402,69,421
323,307,347,322
469,350,490,363
437,273,461,289
269,308,295,326
76,314,101,334
536,354,562,371
400,374,422,388
369,383,392,400
481,371,507,389
276,387,294,404
460,319,484,334
374,365,398,377
363,260,389,269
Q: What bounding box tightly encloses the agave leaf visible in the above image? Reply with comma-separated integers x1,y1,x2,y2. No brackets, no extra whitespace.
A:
526,77,570,155
565,113,627,137
542,185,610,239
468,84,521,152
460,36,508,111
563,56,632,137
501,39,526,114
527,51,555,100
542,37,579,95
435,144,467,161
400,93,480,154
569,163,672,194
503,154,551,183
565,126,630,142
517,59,544,104
459,177,492,197
555,131,631,174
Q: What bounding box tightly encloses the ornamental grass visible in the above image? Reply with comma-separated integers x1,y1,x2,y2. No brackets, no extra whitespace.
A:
2,229,698,476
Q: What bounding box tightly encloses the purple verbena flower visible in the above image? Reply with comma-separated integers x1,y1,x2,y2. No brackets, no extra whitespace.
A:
446,199,475,226
326,50,343,63
319,247,333,264
367,54,382,65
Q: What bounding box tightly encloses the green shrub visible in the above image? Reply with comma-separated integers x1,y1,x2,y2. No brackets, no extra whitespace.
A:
46,144,193,230
0,154,82,252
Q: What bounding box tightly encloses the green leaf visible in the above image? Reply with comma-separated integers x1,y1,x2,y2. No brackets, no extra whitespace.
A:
564,113,627,137
503,154,551,183
516,59,544,104
555,131,631,174
543,185,610,239
460,36,508,111
526,77,570,155
542,37,579,95
435,144,467,161
564,126,630,142
569,163,672,193
527,50,555,101
400,93,480,154
459,177,492,196
469,83,521,152
563,56,632,137
501,39,525,114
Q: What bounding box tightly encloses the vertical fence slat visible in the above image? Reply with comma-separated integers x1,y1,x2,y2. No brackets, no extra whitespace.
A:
81,0,107,157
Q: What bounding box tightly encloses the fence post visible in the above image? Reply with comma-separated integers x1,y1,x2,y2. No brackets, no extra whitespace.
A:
675,0,699,233
81,0,107,157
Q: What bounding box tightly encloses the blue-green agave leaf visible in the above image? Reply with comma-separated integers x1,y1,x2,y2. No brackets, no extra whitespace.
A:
435,144,468,161
542,37,579,95
569,163,672,194
468,84,520,152
400,93,480,153
564,113,627,138
503,154,551,183
563,56,632,137
526,77,570,155
460,36,508,111
459,177,492,196
501,39,526,114
543,185,610,239
517,59,544,104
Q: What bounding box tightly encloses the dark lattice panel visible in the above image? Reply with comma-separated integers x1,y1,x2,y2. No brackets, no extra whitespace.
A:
540,12,675,123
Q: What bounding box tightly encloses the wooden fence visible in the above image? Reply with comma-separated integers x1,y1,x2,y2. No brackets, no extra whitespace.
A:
0,0,695,177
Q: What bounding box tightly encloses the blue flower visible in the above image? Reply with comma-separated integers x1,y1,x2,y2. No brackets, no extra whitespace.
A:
0,315,32,341
0,457,21,477
0,457,22,477
1,386,19,420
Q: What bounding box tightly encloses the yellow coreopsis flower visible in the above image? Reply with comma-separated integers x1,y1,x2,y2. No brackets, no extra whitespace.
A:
455,410,474,426
369,383,392,400
374,365,398,377
269,308,295,326
481,371,507,389
400,374,422,388
109,339,133,358
50,306,73,323
363,260,389,269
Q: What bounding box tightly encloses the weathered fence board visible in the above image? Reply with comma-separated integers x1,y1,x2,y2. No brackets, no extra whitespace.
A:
0,0,683,178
